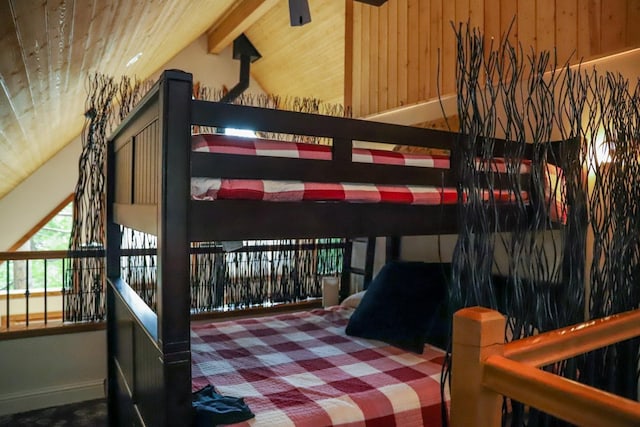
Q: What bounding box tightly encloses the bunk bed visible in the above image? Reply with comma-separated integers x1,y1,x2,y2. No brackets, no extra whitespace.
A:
105,70,565,426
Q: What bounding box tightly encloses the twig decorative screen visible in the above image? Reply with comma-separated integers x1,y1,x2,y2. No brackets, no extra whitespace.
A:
65,74,348,321
446,22,640,426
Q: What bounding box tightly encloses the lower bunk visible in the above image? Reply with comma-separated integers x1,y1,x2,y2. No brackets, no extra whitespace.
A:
191,306,445,426
108,260,451,426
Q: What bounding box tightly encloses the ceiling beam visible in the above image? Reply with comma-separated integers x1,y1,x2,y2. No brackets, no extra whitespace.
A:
207,0,279,54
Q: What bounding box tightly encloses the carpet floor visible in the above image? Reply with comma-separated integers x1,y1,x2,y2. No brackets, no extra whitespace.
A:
0,399,107,426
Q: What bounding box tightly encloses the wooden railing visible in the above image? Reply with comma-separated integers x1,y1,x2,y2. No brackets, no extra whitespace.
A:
0,241,345,332
451,306,640,427
0,249,101,331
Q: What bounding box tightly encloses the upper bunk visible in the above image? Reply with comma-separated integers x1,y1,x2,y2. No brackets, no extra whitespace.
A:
107,69,567,242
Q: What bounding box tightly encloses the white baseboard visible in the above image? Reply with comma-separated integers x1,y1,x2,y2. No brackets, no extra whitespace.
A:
0,379,105,416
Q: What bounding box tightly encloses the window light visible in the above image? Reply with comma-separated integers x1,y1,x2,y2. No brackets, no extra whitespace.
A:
225,128,257,138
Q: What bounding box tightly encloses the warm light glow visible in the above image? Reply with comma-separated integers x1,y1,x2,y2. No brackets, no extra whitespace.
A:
126,52,143,67
593,128,613,164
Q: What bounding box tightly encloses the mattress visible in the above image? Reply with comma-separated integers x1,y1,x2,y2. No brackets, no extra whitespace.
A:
190,306,448,426
191,178,460,204
192,133,451,168
190,134,534,206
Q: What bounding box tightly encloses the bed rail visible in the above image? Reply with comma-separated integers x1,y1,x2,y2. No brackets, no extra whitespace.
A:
451,306,640,427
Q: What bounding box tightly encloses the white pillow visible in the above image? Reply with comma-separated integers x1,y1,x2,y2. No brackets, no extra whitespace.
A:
340,290,367,309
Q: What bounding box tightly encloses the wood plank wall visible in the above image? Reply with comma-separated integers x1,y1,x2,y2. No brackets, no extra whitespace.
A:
346,0,640,117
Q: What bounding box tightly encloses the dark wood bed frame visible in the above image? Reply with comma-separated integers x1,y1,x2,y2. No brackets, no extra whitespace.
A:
105,70,560,426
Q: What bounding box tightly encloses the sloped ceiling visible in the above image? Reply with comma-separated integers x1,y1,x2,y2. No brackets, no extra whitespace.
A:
243,0,345,105
0,0,346,200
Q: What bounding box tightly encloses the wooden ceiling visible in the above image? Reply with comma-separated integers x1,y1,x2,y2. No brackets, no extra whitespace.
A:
243,0,344,105
7,0,635,203
0,0,346,200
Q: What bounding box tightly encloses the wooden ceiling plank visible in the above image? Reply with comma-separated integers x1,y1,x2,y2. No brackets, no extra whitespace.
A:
2,1,43,121
65,0,94,88
61,0,95,147
0,84,31,164
246,0,344,105
0,1,20,127
207,0,279,55
106,0,158,77
46,0,75,130
96,0,139,76
132,0,235,78
139,1,201,72
79,2,118,78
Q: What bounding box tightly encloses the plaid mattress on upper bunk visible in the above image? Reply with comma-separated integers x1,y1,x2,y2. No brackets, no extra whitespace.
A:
191,306,448,426
191,133,544,208
192,133,451,167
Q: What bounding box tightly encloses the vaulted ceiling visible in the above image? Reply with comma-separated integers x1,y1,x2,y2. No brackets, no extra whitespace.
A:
6,0,637,203
0,0,345,200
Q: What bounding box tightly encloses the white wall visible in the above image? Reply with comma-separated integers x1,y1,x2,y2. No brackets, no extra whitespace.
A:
0,136,81,252
0,329,106,416
151,34,265,98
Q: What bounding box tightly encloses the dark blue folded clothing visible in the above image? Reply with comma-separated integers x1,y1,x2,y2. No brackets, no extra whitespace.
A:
192,385,255,426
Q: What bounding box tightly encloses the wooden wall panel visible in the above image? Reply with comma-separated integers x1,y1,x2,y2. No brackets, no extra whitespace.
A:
537,0,556,54
601,0,628,52
388,0,399,107
441,0,457,95
628,1,640,45
483,0,501,48
556,0,578,65
379,4,389,110
407,0,420,105
246,0,345,105
500,0,518,47
397,0,409,107
428,0,442,97
348,0,640,117
576,0,591,59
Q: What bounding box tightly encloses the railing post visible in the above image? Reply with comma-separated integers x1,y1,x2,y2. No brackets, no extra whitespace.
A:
451,306,505,427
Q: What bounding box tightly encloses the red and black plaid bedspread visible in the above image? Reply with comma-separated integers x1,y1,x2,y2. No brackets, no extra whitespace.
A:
191,307,448,426
192,134,451,168
191,178,460,205
190,133,566,221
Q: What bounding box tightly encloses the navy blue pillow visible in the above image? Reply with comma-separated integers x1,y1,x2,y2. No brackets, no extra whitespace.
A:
345,261,450,354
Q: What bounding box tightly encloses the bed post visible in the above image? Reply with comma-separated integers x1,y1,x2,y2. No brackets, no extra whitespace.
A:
156,69,193,425
451,307,505,427
105,116,121,426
